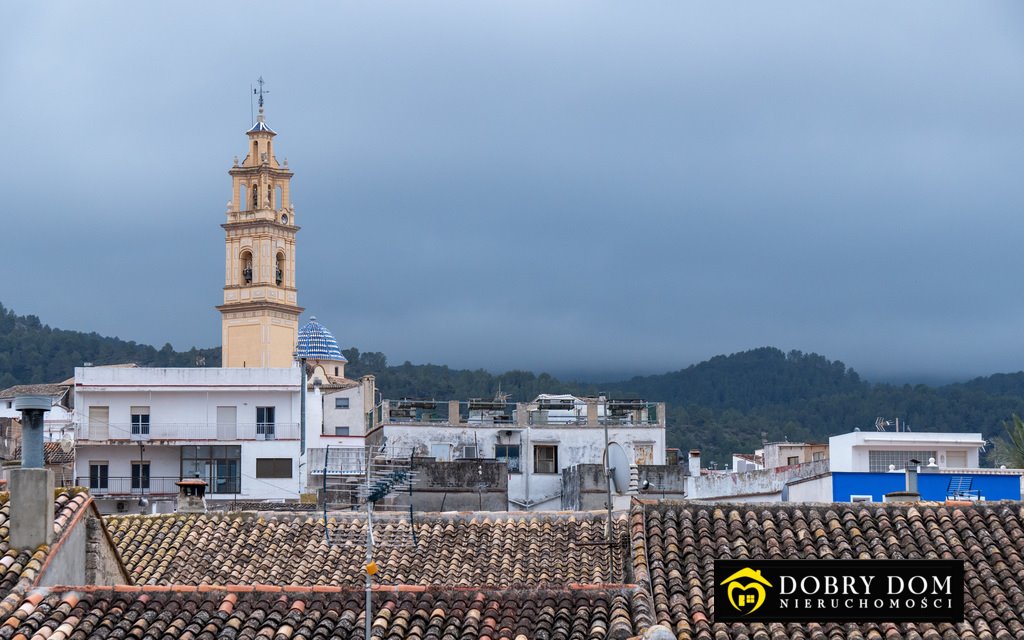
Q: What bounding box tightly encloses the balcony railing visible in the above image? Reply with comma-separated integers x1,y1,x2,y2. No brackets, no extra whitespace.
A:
76,422,300,442
74,476,184,496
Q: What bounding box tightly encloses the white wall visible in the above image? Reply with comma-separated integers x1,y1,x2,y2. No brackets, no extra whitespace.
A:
318,386,366,437
829,431,985,472
786,474,833,502
74,367,302,441
380,422,665,509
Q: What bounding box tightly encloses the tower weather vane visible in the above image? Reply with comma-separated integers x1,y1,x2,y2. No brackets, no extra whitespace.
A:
254,76,269,109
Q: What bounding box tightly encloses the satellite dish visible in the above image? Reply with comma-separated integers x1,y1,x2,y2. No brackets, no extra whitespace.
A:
605,442,631,494
59,431,75,454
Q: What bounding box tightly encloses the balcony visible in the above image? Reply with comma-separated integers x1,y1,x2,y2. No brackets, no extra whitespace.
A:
76,422,300,443
75,476,184,496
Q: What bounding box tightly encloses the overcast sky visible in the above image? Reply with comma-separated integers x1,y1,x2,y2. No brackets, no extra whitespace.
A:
3,2,1023,382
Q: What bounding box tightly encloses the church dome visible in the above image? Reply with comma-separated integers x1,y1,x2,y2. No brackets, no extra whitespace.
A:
295,317,346,362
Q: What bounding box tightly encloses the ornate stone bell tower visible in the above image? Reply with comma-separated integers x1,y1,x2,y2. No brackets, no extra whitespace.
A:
217,79,303,368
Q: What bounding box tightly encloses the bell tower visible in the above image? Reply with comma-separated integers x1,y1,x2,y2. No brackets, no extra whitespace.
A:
217,80,303,368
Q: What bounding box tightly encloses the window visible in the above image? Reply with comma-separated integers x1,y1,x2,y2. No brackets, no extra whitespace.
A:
130,406,150,436
131,462,150,490
334,366,339,376
495,444,520,473
334,426,350,436
786,456,799,466
256,458,292,478
256,406,275,437
241,250,253,284
335,397,350,409
868,450,936,473
89,406,109,440
181,446,241,494
89,462,109,491
430,444,450,461
534,445,558,474
812,451,825,462
850,495,873,502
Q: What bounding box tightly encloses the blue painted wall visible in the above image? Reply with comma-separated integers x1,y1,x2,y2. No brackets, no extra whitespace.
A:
832,471,1021,502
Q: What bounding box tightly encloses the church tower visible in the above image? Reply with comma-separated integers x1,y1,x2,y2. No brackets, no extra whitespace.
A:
217,83,303,368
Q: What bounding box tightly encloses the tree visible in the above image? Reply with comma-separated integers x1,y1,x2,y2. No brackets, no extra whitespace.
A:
992,414,1024,469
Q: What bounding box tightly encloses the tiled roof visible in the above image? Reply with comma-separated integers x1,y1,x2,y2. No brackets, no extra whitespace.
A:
108,510,628,588
11,442,75,466
2,584,650,640
631,500,1024,640
0,383,69,400
0,489,91,614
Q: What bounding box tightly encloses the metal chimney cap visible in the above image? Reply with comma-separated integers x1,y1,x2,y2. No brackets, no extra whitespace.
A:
13,395,51,412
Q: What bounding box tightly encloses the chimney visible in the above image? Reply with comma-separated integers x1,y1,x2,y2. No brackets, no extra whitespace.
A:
688,449,701,477
10,395,54,550
176,478,208,513
905,458,920,493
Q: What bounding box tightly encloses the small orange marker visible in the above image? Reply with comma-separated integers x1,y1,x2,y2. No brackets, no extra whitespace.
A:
366,561,378,576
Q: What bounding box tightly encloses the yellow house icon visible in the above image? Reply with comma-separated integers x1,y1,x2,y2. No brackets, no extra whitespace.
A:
720,567,773,615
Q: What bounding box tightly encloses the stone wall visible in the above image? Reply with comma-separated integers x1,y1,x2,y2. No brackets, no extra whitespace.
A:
409,458,508,512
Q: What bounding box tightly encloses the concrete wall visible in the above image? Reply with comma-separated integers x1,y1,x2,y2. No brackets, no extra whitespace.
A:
561,464,610,511
688,458,830,501
408,459,508,512
39,514,85,586
785,474,833,502
637,465,688,501
561,464,687,510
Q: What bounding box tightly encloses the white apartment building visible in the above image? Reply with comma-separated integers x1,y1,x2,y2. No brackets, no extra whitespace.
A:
361,394,667,510
828,430,985,472
71,319,376,513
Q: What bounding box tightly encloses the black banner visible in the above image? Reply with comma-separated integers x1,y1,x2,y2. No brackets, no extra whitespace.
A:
713,559,964,623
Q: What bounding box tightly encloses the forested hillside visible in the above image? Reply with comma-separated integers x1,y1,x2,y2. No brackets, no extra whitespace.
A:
3,302,1023,465
0,303,219,388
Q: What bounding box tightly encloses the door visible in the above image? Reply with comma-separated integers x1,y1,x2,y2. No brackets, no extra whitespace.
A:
216,406,237,440
89,407,109,440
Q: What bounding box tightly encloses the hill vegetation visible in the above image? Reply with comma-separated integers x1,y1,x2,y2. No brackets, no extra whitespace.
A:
3,302,1023,465
0,303,219,389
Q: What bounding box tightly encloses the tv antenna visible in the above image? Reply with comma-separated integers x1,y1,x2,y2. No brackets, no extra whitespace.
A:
316,445,418,640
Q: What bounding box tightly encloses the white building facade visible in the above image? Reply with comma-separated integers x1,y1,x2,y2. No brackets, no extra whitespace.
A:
362,395,667,510
71,359,374,512
828,430,985,472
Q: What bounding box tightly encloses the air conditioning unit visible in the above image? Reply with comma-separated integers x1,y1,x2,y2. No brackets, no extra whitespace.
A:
460,445,478,459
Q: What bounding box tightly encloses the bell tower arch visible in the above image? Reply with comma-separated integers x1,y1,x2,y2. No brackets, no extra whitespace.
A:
217,81,303,368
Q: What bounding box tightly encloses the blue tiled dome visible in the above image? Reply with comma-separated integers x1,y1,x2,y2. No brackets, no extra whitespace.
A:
295,316,347,362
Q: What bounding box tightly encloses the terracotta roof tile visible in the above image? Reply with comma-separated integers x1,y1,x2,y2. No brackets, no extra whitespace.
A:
0,586,647,640
632,500,1024,640
107,510,629,588
10,443,74,466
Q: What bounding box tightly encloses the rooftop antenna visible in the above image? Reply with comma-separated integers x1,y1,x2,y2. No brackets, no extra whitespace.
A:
317,445,417,640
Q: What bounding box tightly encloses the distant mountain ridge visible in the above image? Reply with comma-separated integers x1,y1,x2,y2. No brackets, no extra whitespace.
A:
2,302,1022,464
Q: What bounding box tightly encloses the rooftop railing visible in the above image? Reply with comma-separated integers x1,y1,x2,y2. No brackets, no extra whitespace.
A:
379,399,666,428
